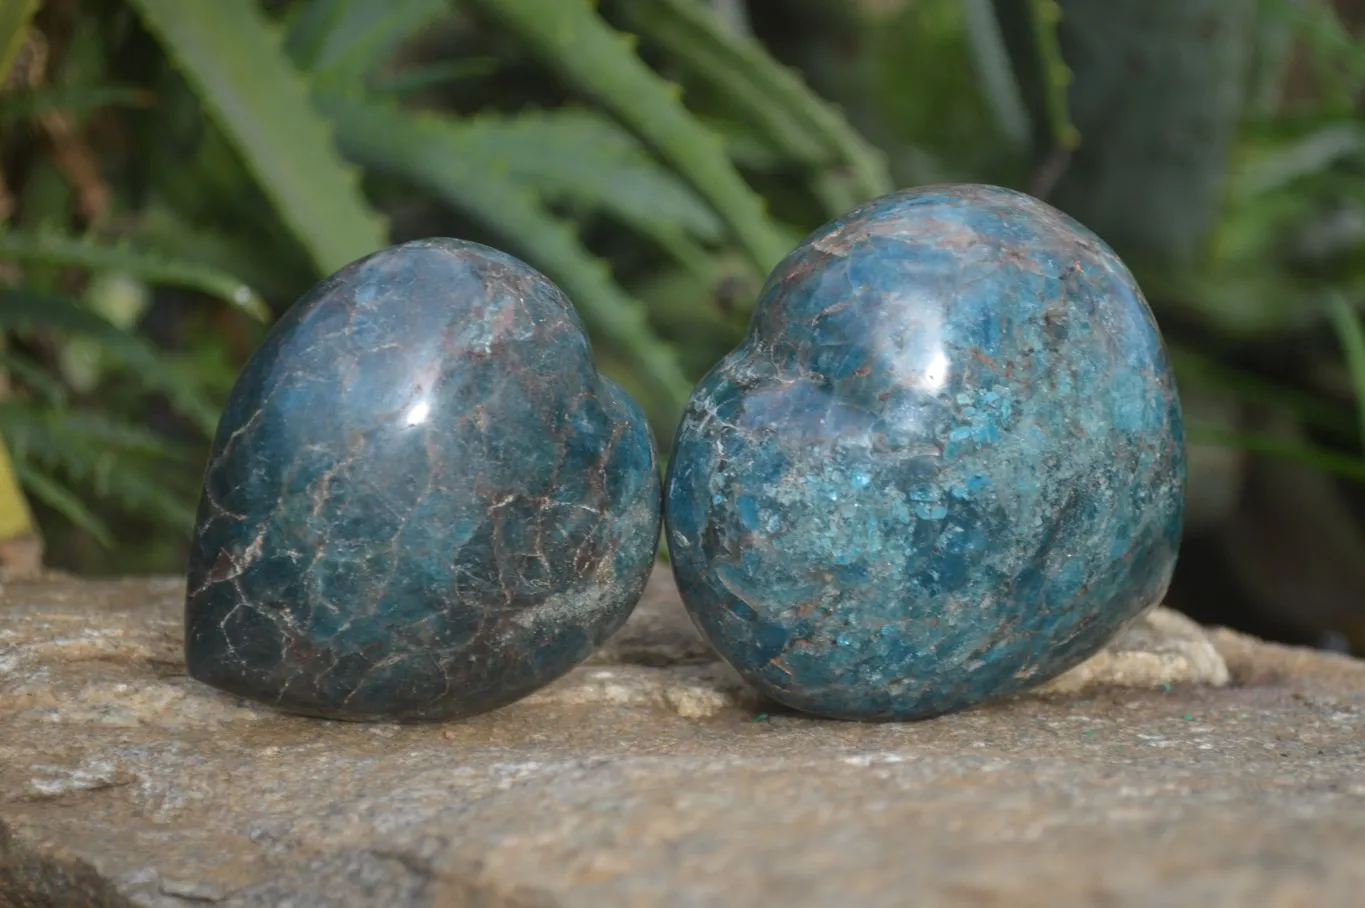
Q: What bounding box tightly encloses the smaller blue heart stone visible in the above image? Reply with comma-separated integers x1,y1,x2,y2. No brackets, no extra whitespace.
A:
665,184,1186,721
185,239,661,721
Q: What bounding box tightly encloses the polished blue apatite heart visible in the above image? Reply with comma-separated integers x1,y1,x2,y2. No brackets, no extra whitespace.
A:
665,184,1186,721
185,239,661,721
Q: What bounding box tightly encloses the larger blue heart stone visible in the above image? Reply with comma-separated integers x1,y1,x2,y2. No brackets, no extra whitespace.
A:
665,185,1185,721
185,239,661,721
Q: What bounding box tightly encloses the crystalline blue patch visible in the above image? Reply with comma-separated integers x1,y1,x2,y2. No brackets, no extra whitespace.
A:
664,184,1186,722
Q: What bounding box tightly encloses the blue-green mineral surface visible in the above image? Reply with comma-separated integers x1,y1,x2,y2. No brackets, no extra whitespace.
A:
665,184,1186,721
184,239,661,721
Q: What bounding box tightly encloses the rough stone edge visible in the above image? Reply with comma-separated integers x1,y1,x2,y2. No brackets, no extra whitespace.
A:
1210,626,1365,689
0,824,135,908
1038,606,1230,694
0,823,565,908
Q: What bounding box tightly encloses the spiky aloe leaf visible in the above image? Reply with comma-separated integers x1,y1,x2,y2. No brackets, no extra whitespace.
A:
465,0,791,273
1269,0,1365,113
997,0,1255,265
962,0,1033,155
284,3,719,265
434,109,722,242
126,0,388,274
0,85,152,123
1025,0,1080,153
370,58,498,97
0,229,269,321
0,290,218,434
286,0,449,86
1169,345,1354,438
0,404,198,531
623,0,892,212
12,463,114,547
0,348,68,403
317,95,693,423
1187,424,1365,485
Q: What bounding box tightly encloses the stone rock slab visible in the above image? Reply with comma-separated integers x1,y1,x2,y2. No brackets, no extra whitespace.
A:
2,566,1363,907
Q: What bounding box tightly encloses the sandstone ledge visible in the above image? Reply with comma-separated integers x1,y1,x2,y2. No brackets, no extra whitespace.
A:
2,567,1363,907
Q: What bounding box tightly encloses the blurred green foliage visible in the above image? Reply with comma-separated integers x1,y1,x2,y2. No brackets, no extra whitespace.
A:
1,0,1364,648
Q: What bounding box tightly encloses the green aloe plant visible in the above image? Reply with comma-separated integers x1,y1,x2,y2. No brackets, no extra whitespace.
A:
0,0,1361,656
0,0,879,568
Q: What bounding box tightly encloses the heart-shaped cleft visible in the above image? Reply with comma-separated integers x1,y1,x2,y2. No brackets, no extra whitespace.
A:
185,238,661,721
665,184,1186,722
